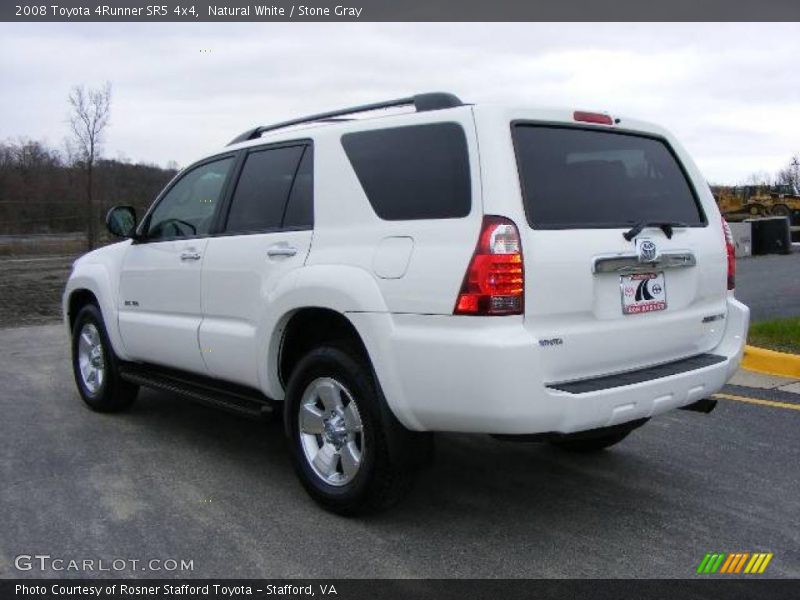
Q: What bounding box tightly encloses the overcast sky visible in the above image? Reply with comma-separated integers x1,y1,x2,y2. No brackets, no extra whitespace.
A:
1,23,798,183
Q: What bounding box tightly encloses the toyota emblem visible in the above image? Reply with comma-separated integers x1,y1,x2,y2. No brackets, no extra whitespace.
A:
637,239,658,263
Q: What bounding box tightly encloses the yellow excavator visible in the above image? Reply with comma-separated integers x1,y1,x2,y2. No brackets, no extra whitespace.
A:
713,184,800,221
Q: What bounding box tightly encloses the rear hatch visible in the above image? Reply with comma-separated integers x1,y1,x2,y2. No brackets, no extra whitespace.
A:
511,122,728,385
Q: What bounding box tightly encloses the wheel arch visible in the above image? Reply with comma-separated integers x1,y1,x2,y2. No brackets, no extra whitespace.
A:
66,288,99,331
64,262,130,360
276,307,369,391
257,264,389,400
273,305,434,470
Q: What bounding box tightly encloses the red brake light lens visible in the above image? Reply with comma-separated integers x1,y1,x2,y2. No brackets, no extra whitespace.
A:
454,216,524,316
722,218,735,290
573,111,613,126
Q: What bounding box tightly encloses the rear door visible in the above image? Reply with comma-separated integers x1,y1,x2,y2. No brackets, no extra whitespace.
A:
198,142,313,389
511,124,728,384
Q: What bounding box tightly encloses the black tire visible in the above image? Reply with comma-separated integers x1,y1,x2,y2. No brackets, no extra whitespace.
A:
549,421,646,453
550,430,631,453
71,303,138,412
284,345,416,515
770,204,791,217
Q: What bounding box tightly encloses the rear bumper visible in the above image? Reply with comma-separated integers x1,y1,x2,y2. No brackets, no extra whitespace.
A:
350,297,749,434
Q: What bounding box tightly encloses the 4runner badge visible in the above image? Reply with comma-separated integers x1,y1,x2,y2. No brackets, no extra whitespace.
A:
636,239,658,263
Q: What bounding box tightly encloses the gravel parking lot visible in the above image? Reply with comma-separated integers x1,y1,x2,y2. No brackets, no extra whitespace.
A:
1,250,798,579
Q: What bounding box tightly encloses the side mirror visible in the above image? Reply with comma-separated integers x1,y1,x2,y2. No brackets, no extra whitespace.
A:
106,205,137,238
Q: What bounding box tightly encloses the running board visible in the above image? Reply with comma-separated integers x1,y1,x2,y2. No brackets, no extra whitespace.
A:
119,363,276,419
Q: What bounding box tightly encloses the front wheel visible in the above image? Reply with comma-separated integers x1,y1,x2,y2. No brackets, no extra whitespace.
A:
284,345,416,515
71,303,138,412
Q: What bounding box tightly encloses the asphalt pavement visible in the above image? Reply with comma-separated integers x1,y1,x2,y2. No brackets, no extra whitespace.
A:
735,247,800,321
1,250,797,579
1,323,798,579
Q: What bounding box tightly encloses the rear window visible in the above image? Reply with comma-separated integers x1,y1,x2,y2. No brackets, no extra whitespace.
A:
512,125,705,229
341,122,471,220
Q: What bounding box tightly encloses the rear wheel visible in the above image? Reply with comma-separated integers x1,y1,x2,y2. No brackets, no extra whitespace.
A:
550,430,632,453
284,345,417,515
770,204,791,217
71,304,138,412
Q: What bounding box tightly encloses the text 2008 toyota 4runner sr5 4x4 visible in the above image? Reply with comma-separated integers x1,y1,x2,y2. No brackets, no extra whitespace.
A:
64,93,749,514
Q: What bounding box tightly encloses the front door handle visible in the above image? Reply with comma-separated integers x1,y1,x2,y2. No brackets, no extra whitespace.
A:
267,245,298,258
180,251,202,261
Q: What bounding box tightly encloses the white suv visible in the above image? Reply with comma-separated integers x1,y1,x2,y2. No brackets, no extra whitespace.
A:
64,93,749,514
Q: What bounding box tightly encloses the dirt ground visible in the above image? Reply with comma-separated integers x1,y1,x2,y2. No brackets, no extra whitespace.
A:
0,247,796,330
0,255,75,328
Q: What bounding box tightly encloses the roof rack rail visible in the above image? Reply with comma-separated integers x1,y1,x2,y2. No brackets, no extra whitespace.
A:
227,92,463,146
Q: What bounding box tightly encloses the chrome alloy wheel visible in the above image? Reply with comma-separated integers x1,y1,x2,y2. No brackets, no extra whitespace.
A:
77,323,105,395
298,377,364,487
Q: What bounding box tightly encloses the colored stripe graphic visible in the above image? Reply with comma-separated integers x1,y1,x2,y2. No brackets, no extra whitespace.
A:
713,554,726,573
700,554,726,574
745,554,761,573
701,552,773,574
719,554,736,573
697,554,712,574
759,553,773,573
720,553,737,573
734,553,749,573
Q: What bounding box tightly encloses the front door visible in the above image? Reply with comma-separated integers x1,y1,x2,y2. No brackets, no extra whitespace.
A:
118,155,236,374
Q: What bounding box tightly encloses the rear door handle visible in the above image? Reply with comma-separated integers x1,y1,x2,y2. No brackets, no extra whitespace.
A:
180,251,202,261
267,245,298,258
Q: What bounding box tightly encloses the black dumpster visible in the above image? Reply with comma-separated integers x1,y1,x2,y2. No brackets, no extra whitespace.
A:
745,217,792,255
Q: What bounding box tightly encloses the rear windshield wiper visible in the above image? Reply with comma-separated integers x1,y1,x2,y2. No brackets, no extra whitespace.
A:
623,221,687,241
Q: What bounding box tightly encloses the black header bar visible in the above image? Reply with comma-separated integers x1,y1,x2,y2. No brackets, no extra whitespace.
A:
3,579,800,600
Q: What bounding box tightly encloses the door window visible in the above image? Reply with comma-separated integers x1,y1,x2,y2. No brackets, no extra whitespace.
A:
282,147,313,230
225,145,310,234
145,157,234,240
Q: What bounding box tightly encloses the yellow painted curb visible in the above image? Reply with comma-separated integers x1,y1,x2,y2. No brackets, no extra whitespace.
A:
741,345,800,379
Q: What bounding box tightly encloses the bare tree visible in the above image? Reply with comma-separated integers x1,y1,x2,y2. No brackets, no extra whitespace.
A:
743,170,772,186
68,82,111,250
775,155,800,193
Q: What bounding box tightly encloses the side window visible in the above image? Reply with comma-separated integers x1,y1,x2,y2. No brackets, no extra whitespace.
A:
341,122,471,220
146,157,233,241
282,147,313,230
225,145,306,234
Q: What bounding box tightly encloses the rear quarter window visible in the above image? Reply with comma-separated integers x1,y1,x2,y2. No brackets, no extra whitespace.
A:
341,122,471,220
512,125,705,229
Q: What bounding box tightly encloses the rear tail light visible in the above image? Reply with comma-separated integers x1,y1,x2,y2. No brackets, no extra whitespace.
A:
573,111,613,126
454,216,524,315
722,218,735,290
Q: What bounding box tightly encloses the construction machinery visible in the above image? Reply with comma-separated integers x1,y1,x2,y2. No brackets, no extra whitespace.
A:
712,184,800,221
